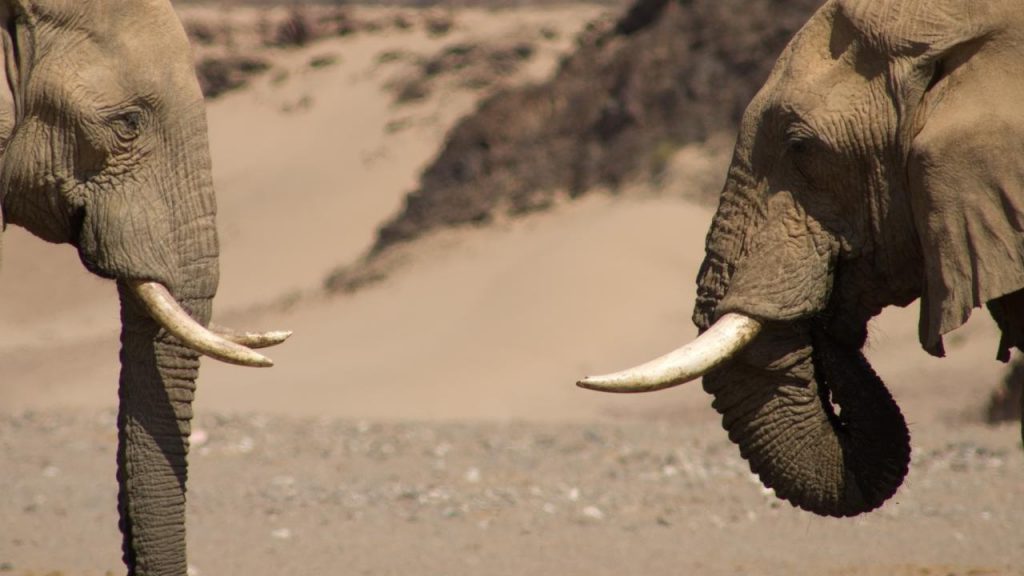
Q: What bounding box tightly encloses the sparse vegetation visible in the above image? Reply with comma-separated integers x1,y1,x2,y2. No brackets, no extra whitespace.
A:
309,53,341,68
274,7,314,46
195,55,271,98
423,10,455,37
388,38,538,104
987,355,1024,424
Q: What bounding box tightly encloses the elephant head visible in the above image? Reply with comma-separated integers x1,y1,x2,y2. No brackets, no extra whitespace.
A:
580,0,1024,517
0,1,289,573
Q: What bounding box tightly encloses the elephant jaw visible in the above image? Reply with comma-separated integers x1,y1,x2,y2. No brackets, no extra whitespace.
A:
126,280,290,367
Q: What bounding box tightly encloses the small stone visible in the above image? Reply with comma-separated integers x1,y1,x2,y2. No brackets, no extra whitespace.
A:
567,487,580,502
187,565,200,576
42,465,60,478
464,467,481,483
271,475,296,487
271,527,292,540
236,436,255,454
189,429,209,448
581,506,604,520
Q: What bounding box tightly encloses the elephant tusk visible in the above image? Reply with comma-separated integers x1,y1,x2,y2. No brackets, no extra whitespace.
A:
208,324,293,349
128,280,276,368
577,313,763,393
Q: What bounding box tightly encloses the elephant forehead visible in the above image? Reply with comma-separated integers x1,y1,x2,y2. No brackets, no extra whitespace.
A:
27,52,133,112
762,14,894,138
28,0,197,103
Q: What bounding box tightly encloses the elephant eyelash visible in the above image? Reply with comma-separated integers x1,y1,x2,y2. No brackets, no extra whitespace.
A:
784,124,816,150
107,109,145,143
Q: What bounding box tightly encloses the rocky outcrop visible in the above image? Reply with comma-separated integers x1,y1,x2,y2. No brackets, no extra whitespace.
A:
361,0,822,258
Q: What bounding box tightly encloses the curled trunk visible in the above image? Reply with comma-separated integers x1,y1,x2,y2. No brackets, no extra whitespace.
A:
701,320,909,516
695,176,910,516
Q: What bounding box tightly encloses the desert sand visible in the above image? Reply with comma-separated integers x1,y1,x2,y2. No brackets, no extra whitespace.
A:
1,4,1022,575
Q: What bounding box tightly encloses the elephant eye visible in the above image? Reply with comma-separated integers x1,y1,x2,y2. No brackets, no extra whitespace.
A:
785,131,819,181
109,110,144,143
785,125,816,156
788,138,810,155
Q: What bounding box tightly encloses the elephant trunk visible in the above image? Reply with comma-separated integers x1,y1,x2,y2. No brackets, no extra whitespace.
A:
115,203,219,574
693,173,910,516
701,321,909,516
116,284,207,575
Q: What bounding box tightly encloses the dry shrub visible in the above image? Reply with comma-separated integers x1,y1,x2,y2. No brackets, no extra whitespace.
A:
987,356,1024,424
183,19,220,46
274,7,313,47
195,55,271,98
423,11,454,37
389,39,537,105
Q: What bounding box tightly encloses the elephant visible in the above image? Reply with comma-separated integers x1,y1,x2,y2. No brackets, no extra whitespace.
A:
0,1,289,573
579,0,1024,517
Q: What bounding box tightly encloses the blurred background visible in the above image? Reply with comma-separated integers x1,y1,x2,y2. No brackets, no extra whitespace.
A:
3,0,1018,423
1,1,1021,574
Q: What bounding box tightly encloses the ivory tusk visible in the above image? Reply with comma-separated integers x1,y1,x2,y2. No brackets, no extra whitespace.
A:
577,312,763,393
209,324,293,349
129,280,275,368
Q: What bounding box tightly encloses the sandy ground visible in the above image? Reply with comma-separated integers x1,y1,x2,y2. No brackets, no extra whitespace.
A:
1,4,1022,575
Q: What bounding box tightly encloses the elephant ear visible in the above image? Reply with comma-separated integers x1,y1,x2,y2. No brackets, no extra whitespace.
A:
0,3,32,264
836,0,987,58
897,5,1024,356
0,10,21,267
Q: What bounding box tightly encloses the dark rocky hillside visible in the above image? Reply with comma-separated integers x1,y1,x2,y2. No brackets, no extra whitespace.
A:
174,1,626,6
355,0,822,262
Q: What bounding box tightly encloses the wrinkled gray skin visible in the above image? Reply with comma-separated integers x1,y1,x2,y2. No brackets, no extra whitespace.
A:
694,0,1024,517
0,1,222,573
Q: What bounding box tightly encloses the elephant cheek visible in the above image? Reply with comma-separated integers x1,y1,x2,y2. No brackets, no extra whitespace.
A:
716,199,836,323
77,192,177,285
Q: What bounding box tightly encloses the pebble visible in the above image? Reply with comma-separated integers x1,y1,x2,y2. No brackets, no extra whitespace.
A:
236,436,255,454
190,429,209,448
